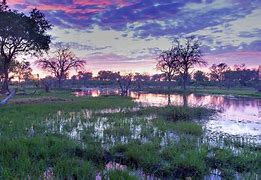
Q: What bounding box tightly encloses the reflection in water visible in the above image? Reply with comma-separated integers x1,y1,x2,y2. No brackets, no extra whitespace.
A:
130,92,261,138
74,89,261,139
74,88,120,97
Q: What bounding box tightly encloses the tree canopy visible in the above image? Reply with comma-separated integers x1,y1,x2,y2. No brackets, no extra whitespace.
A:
36,46,86,88
0,1,52,92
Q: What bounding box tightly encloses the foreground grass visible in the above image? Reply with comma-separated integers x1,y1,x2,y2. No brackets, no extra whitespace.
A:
0,91,260,179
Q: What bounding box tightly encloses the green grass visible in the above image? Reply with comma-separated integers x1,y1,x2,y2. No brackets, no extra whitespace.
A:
0,90,260,179
142,86,261,98
106,170,138,180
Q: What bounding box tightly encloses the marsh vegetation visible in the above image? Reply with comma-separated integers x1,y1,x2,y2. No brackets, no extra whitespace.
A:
0,91,260,179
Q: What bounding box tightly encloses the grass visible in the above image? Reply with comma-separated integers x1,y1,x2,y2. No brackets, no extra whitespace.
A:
106,170,138,180
142,86,261,98
0,90,260,179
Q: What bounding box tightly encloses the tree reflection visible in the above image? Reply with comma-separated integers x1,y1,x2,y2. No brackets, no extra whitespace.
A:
167,93,171,106
183,95,188,107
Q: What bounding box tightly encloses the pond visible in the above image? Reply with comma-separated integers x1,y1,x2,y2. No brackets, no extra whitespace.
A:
74,88,261,142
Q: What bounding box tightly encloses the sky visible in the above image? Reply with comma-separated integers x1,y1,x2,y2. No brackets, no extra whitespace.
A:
7,0,261,75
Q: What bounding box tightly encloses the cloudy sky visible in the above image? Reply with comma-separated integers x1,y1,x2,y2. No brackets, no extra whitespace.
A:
8,0,261,75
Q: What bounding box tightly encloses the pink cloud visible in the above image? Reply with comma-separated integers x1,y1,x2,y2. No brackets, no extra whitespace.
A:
8,0,134,14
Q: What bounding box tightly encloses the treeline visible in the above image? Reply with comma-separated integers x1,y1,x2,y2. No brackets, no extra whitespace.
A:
12,63,257,90
67,63,259,89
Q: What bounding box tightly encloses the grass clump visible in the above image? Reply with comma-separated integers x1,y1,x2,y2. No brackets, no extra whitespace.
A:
105,170,138,180
0,135,99,179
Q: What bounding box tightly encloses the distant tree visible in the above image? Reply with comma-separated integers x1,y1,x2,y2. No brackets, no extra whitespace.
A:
151,73,164,81
0,2,52,92
224,64,258,87
209,63,230,87
70,75,78,86
41,76,56,92
12,61,32,83
77,71,92,81
133,73,150,89
172,36,207,90
117,73,132,96
97,70,120,81
36,47,85,88
156,49,179,84
193,70,208,87
174,74,191,86
76,71,92,87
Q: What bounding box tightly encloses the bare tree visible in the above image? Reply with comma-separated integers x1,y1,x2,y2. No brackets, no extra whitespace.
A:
0,2,52,92
36,47,86,88
156,49,179,85
173,36,207,90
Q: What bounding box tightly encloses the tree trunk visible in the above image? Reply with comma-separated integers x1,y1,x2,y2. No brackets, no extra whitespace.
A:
58,78,62,89
167,76,171,92
167,93,171,106
2,69,9,93
183,74,187,91
183,95,188,107
0,90,15,106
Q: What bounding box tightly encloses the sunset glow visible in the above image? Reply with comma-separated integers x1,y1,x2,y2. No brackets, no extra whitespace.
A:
7,0,261,75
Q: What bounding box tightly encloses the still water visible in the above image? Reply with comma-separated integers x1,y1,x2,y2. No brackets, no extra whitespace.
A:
74,88,261,140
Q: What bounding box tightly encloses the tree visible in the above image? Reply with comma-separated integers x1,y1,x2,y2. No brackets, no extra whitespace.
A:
12,61,32,83
151,73,164,81
77,71,92,81
36,47,86,88
156,49,179,84
172,36,207,90
0,2,52,92
77,71,93,86
193,70,208,87
209,63,229,87
117,73,132,96
133,73,150,89
224,64,258,87
41,76,56,92
97,70,120,81
0,55,4,85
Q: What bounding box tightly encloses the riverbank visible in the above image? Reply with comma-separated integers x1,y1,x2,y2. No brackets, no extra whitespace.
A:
141,86,261,98
0,91,260,179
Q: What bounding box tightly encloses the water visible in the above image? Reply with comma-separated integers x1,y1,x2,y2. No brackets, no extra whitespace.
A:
74,89,261,140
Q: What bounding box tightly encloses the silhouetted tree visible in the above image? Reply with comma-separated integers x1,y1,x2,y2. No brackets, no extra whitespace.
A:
77,71,92,81
209,63,229,88
133,73,150,89
173,36,206,90
12,61,32,83
193,70,208,88
156,49,179,86
0,2,52,92
224,64,258,87
117,73,132,96
41,76,56,92
97,70,120,81
151,73,164,81
36,47,85,88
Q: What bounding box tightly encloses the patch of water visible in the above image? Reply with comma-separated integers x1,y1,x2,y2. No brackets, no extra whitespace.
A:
75,89,261,140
